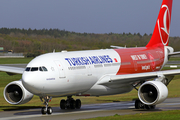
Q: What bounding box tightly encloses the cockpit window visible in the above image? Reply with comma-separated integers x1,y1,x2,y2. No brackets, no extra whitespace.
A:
25,66,48,72
25,67,31,71
31,67,38,71
42,66,48,71
39,67,43,71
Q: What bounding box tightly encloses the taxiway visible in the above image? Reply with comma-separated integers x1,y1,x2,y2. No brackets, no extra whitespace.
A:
0,97,180,120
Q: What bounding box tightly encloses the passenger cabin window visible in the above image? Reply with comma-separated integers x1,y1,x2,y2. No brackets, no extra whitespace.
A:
25,66,48,72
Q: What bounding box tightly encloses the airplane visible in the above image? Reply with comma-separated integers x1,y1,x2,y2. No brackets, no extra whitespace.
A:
0,0,179,115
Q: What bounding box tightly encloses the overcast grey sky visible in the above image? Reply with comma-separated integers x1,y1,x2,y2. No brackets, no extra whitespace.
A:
0,0,179,37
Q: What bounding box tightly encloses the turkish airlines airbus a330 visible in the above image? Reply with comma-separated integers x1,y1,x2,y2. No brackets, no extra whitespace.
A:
1,0,180,115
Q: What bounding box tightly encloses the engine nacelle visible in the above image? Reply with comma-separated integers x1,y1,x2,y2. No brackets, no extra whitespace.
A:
138,81,168,105
4,80,34,105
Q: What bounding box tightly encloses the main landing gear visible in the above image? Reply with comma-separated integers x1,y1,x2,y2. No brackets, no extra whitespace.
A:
135,99,156,110
60,96,81,110
40,96,53,115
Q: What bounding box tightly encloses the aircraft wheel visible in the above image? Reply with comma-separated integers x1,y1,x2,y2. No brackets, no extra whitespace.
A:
145,105,150,110
60,99,66,109
75,99,81,109
135,99,144,109
41,107,47,115
70,99,76,109
47,107,53,114
150,105,156,109
145,105,156,110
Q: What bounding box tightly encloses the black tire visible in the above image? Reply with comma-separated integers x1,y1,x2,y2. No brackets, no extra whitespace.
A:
75,99,81,109
41,107,47,115
145,105,150,110
135,100,140,109
66,99,71,109
70,99,76,109
47,107,53,114
60,99,66,109
150,105,156,109
145,105,156,110
135,100,144,109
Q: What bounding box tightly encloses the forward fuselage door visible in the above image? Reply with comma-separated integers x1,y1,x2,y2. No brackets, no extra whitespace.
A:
54,60,66,78
87,65,92,76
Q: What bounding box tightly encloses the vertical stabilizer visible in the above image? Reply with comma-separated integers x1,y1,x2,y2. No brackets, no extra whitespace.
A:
146,0,173,47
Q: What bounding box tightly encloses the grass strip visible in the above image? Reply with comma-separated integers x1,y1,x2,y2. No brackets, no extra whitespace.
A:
82,110,180,120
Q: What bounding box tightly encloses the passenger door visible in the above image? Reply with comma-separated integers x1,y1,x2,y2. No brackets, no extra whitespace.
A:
54,60,66,78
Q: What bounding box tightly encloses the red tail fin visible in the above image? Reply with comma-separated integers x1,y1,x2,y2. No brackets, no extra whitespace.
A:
146,0,173,47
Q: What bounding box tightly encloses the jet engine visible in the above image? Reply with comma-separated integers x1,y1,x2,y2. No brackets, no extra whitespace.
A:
4,80,34,105
138,81,168,105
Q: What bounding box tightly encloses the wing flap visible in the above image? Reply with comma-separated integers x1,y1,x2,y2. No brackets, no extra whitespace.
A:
98,69,180,85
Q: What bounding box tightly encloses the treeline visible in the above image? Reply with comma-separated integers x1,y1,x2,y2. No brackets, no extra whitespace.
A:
0,28,179,57
0,28,88,38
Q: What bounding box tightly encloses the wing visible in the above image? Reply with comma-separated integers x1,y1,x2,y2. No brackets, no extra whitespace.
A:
0,65,25,75
98,69,180,86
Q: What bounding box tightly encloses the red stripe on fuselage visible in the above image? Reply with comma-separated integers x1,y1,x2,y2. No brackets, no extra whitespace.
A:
114,46,165,75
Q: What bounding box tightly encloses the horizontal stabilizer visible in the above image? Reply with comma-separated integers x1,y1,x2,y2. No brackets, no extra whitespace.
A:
168,51,180,56
110,45,126,49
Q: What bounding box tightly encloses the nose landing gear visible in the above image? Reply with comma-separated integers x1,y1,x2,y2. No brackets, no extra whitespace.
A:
40,96,53,115
40,96,81,114
60,96,81,110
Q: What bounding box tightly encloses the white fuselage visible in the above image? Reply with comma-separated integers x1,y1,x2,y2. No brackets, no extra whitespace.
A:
22,45,170,98
22,49,133,97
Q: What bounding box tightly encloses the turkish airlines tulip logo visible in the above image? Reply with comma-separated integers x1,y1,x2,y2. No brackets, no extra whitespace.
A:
158,4,170,46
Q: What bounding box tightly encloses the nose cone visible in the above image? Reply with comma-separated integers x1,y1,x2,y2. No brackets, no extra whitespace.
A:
22,72,41,95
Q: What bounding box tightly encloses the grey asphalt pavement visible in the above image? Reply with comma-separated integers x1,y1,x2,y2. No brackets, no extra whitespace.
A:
0,98,180,120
